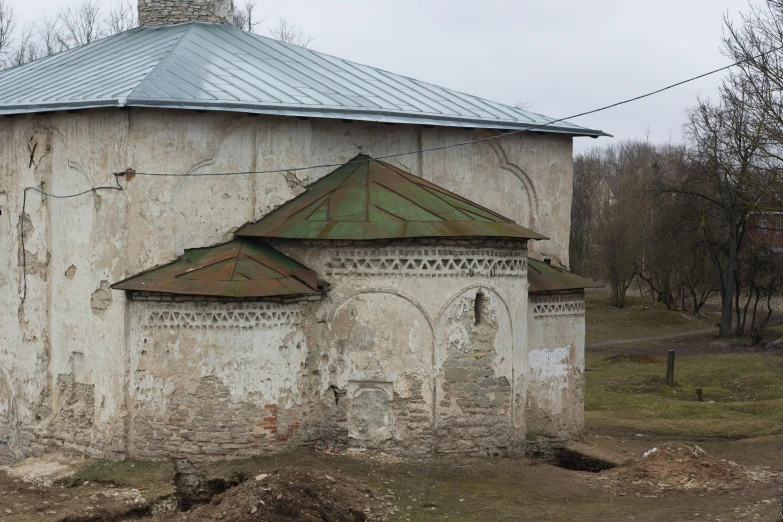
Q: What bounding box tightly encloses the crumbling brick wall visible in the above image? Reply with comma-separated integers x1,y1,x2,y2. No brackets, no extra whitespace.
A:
436,290,514,456
132,375,283,459
48,377,96,452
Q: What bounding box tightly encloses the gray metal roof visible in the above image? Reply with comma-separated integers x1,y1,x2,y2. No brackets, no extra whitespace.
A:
0,22,607,137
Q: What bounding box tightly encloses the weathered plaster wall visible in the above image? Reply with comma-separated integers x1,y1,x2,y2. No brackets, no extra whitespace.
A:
271,239,529,457
0,108,572,460
126,299,308,459
120,240,528,459
525,293,586,440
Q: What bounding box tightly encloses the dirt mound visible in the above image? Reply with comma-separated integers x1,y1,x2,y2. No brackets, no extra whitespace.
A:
603,354,660,364
174,467,395,521
598,443,778,494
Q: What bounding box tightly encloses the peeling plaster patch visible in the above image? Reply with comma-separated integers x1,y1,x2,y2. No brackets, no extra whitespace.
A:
220,227,238,243
528,347,570,381
65,265,77,279
51,377,95,449
20,213,33,237
526,346,576,436
69,352,86,384
0,372,16,464
90,281,112,315
19,251,50,281
17,213,51,279
350,388,391,442
437,289,513,456
284,170,308,197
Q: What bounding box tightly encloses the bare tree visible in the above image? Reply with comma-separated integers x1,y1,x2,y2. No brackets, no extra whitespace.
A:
680,75,767,337
722,1,783,209
270,16,314,48
11,24,39,66
570,148,604,275
107,0,137,35
0,0,16,64
57,0,104,49
233,1,261,32
36,15,67,58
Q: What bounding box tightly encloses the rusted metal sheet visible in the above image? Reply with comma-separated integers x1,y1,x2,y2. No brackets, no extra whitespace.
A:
236,155,547,241
112,238,320,297
528,259,602,294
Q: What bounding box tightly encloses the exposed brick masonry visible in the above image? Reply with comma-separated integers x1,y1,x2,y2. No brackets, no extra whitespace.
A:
138,0,233,26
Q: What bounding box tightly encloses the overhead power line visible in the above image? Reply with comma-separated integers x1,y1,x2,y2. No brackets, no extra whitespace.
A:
116,42,783,178
18,43,783,302
19,179,124,302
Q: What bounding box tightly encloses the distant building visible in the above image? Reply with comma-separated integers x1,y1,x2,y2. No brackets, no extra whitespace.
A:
0,0,605,462
748,212,783,253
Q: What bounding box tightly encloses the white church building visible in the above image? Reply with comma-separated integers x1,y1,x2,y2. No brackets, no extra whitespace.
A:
0,0,604,462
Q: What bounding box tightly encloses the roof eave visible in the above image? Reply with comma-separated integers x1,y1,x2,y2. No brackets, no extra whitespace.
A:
0,99,609,137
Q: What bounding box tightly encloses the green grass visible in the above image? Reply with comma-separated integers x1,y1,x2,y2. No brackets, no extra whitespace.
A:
585,294,715,343
585,351,783,438
59,459,175,502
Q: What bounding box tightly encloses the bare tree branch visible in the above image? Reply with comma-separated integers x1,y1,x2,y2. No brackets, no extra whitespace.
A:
107,0,137,35
11,23,39,67
58,0,104,49
233,1,262,32
36,15,67,57
0,0,16,64
270,16,314,48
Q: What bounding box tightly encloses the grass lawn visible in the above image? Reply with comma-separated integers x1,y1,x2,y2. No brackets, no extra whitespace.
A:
59,459,175,502
585,350,783,439
585,294,715,343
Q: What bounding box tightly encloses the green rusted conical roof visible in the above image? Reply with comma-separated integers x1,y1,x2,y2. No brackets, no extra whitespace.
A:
112,238,319,298
236,155,546,241
528,259,602,294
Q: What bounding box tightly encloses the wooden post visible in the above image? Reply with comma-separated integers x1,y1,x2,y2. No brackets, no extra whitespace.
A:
696,388,703,402
666,350,676,386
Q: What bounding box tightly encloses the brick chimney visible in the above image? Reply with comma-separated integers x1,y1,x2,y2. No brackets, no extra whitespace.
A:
138,0,234,26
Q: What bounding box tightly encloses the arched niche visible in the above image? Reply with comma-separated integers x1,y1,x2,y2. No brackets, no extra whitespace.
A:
329,292,434,450
434,286,515,455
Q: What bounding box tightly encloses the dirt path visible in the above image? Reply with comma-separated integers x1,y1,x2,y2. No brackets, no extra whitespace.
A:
588,313,783,351
587,325,718,350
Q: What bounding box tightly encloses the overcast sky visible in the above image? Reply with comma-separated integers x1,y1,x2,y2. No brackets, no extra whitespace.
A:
10,0,760,154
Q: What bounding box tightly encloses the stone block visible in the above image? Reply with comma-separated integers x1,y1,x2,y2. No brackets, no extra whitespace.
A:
444,367,468,383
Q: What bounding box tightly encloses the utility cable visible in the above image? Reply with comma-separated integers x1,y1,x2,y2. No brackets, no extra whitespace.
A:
19,43,783,302
115,43,783,178
19,177,124,302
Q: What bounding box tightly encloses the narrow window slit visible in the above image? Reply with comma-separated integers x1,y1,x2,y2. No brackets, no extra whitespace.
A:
475,291,485,325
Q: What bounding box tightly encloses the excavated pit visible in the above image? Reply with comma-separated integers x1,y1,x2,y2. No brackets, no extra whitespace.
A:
551,448,617,473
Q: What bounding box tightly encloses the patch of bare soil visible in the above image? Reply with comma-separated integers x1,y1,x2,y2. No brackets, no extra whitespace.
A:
162,468,396,522
594,443,781,495
0,468,149,521
2,451,86,486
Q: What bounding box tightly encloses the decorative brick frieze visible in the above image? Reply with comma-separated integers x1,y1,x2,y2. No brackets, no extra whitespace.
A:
141,302,302,329
530,295,585,319
324,247,527,278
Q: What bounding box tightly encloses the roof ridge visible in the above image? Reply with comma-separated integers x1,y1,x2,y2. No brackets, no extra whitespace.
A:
122,24,196,106
236,155,548,241
0,23,607,137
